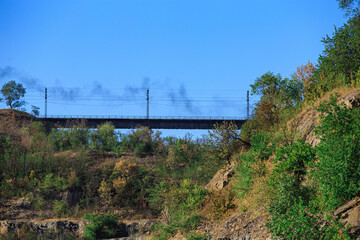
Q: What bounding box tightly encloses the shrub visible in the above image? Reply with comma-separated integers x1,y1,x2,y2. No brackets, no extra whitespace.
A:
268,173,306,217
166,137,202,169
53,199,71,217
120,127,164,156
182,215,206,232
273,139,315,183
313,94,360,210
151,223,177,240
147,180,208,237
268,197,322,239
250,130,275,161
83,213,125,240
209,189,236,220
90,122,118,152
268,197,349,239
49,126,90,151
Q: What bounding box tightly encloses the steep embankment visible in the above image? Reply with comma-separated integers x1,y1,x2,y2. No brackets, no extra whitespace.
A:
294,89,360,147
0,109,36,134
192,89,360,239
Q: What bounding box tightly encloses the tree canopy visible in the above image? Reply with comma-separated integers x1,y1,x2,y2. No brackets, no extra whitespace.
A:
337,0,360,16
250,72,303,109
1,80,26,109
317,15,360,80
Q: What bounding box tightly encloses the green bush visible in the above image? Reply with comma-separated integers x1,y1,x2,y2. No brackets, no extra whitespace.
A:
83,213,125,240
234,130,275,200
209,189,236,220
234,153,254,199
273,139,315,183
268,173,306,217
147,179,208,238
268,197,350,239
41,173,68,190
53,199,71,217
49,126,90,151
250,130,275,161
90,122,118,152
120,127,164,156
152,223,177,240
166,137,202,169
182,214,206,232
268,198,323,239
313,94,360,210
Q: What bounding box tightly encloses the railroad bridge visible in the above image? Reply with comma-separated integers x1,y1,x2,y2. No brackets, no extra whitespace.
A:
39,115,247,129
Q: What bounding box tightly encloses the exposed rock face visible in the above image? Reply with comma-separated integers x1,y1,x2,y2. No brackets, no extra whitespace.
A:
196,212,271,240
0,219,157,238
205,164,235,192
294,107,320,147
123,219,158,236
339,90,360,109
294,90,360,147
334,197,360,239
0,219,86,237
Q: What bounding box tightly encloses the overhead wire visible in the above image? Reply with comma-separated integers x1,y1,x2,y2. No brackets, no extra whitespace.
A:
22,88,259,116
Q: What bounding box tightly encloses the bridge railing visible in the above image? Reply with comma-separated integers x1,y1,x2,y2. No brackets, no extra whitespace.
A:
39,115,247,120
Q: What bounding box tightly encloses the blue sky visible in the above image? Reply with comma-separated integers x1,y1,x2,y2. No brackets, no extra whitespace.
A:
0,0,347,124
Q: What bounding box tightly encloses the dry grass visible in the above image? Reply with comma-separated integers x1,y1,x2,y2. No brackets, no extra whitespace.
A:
236,159,274,217
299,86,360,115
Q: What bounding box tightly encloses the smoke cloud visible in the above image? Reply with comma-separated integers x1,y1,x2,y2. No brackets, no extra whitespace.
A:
0,66,45,92
0,66,201,114
168,84,199,114
0,66,15,79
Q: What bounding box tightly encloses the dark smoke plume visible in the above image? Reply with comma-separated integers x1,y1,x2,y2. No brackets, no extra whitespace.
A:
0,66,202,114
168,84,199,114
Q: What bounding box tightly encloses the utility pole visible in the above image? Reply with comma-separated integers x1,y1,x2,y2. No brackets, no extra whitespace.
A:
45,87,47,118
146,89,149,119
247,90,249,119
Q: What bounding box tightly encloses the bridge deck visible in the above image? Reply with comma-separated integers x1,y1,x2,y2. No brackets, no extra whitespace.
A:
39,116,247,129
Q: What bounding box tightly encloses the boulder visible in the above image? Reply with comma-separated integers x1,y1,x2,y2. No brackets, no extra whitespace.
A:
205,165,234,192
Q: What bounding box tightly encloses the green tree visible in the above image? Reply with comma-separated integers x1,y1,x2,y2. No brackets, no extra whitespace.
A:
338,0,360,16
248,72,303,135
207,121,249,164
1,80,26,109
250,72,303,108
317,15,360,81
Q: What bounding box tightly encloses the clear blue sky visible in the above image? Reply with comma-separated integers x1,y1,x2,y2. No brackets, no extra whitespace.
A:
0,0,347,122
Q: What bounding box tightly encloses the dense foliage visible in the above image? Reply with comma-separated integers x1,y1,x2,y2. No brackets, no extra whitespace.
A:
0,117,233,239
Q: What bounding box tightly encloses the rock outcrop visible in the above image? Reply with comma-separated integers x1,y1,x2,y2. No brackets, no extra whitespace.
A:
0,218,158,238
334,197,360,239
0,219,86,237
294,90,360,147
196,212,270,239
205,164,235,192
